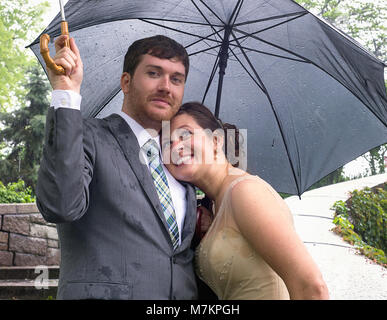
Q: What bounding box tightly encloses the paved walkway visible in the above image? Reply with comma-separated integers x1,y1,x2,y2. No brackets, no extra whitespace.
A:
285,173,387,300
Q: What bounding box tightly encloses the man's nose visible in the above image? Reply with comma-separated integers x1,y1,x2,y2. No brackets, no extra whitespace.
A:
157,76,170,93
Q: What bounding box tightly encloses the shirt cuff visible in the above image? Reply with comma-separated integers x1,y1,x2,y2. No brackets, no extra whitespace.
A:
50,90,82,110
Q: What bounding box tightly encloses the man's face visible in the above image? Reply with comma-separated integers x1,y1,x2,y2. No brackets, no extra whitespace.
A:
121,54,186,129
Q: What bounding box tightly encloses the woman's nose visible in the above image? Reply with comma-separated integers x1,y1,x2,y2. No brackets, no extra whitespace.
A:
171,140,184,154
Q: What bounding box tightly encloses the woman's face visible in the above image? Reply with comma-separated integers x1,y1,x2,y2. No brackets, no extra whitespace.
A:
162,113,220,182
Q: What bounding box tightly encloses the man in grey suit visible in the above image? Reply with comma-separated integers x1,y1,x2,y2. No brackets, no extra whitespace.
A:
36,34,198,299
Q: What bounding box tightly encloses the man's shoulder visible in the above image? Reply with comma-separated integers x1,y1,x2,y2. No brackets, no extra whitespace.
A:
83,113,117,129
82,113,128,141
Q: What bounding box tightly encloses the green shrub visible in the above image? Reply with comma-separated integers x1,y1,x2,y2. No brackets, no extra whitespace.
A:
331,183,387,268
347,186,387,253
0,180,35,203
196,188,205,198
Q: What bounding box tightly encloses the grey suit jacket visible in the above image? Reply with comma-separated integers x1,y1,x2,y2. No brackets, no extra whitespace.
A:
36,108,198,300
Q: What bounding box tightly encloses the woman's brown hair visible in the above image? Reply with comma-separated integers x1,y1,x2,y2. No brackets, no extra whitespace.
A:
176,101,241,161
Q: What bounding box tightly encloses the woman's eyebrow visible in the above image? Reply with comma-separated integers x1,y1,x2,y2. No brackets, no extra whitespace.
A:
175,125,194,131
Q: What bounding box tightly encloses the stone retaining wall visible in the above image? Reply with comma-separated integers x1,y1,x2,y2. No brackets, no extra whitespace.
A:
0,204,60,267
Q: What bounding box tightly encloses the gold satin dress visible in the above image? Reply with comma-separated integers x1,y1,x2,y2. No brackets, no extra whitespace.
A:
195,175,290,300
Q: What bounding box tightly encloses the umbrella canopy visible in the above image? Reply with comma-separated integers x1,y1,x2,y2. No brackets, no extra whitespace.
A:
28,0,387,196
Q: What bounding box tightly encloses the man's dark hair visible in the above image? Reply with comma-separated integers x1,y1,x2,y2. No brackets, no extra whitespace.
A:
123,35,189,79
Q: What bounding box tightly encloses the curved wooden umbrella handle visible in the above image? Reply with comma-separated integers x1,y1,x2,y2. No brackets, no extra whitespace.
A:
39,21,70,75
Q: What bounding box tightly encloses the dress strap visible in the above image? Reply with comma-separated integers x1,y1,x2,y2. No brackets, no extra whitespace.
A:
229,174,259,191
216,175,259,213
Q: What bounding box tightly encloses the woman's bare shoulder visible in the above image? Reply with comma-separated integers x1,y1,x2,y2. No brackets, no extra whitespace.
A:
229,174,293,223
229,174,276,197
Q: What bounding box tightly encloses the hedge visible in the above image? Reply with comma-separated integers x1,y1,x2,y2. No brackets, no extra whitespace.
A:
0,180,35,203
331,182,387,267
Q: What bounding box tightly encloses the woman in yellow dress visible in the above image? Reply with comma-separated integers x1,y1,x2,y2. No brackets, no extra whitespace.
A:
162,101,329,300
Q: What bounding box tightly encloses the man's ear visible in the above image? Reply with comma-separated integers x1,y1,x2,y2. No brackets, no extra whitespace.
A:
120,72,131,94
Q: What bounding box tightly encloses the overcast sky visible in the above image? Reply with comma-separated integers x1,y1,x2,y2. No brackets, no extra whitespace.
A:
27,0,66,29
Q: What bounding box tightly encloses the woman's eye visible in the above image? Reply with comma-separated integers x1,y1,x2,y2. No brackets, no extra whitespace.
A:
179,130,192,140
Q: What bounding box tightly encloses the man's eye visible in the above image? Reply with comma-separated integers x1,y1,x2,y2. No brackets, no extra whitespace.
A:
147,71,159,77
171,77,183,85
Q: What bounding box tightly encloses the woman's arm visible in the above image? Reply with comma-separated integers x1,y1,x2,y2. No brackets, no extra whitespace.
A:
230,179,329,300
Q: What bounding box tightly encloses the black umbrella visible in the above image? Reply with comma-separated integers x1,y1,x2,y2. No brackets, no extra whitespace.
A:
28,0,387,196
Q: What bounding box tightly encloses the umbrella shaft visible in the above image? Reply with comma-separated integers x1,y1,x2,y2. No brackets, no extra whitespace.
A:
215,72,225,118
59,0,66,21
215,27,232,118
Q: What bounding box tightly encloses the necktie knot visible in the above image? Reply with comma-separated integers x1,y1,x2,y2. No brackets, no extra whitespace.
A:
142,139,159,160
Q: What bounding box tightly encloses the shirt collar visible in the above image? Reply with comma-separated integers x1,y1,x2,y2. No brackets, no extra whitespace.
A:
115,111,161,149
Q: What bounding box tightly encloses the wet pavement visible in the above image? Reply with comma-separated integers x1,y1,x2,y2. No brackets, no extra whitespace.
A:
285,173,387,300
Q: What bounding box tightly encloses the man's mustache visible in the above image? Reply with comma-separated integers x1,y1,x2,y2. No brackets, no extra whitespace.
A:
148,95,173,106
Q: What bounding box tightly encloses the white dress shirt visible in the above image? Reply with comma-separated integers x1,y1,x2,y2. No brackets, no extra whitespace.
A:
50,90,187,244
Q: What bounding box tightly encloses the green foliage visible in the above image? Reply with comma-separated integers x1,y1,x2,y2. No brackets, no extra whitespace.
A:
196,189,205,197
279,192,291,199
362,145,386,175
332,214,360,244
331,200,348,216
332,212,387,267
347,186,387,252
0,180,35,203
0,65,50,192
308,166,348,190
331,184,387,267
0,0,49,110
295,0,387,176
295,0,386,62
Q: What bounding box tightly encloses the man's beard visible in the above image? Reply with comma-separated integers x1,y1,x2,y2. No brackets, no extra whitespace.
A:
128,81,178,123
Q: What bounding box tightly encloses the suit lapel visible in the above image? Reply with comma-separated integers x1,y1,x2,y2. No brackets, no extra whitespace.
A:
105,114,197,251
178,182,197,251
105,114,172,234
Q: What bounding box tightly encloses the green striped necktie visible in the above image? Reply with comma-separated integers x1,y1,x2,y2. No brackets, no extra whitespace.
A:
142,139,179,250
